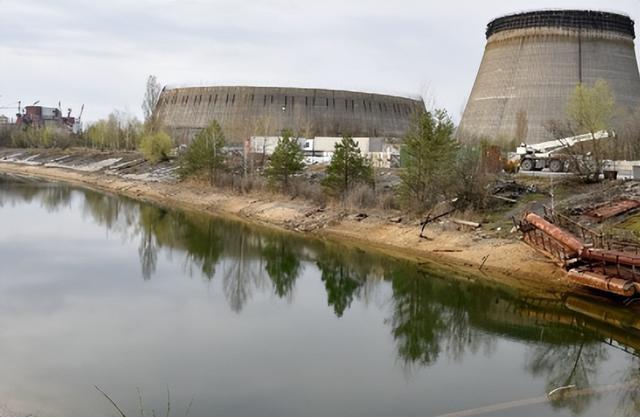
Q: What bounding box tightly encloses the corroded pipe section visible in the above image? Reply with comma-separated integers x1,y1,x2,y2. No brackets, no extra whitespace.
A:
585,199,640,221
582,248,640,267
568,269,637,297
524,213,585,255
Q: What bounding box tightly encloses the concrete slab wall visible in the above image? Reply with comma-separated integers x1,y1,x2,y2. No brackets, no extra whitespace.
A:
459,11,640,145
156,86,424,143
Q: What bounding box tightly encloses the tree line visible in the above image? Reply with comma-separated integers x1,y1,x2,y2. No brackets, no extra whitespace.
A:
175,106,490,213
3,75,633,212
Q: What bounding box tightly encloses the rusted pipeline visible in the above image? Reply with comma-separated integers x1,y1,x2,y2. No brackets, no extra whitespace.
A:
586,199,640,221
582,248,640,267
523,213,584,255
565,296,640,330
568,269,637,297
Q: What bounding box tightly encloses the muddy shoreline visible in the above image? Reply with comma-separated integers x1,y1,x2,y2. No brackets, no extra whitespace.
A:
0,158,569,297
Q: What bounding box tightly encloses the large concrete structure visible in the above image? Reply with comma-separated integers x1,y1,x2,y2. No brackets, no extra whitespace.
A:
155,86,424,142
459,10,640,144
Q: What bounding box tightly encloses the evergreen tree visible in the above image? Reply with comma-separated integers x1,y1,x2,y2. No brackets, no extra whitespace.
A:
179,120,226,185
264,129,304,192
400,110,458,212
322,136,373,200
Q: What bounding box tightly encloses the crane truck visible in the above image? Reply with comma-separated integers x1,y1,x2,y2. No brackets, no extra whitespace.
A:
516,130,613,172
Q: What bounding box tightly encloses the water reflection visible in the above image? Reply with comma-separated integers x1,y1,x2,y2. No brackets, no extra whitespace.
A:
263,236,301,299
4,177,640,416
527,341,607,414
617,359,640,416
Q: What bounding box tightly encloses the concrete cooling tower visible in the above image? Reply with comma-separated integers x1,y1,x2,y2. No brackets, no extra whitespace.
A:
458,10,640,144
155,86,425,142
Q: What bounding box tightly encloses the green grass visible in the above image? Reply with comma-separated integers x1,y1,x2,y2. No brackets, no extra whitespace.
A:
616,214,640,235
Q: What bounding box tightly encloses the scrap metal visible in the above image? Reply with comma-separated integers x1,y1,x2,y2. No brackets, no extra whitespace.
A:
585,199,640,222
519,209,640,298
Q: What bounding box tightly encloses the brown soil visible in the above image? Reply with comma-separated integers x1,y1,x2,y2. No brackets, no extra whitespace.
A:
0,159,569,297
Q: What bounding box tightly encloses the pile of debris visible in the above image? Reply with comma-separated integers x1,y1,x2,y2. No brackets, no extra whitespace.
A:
491,179,538,204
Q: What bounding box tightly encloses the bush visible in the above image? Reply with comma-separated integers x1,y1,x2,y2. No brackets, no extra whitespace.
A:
139,131,173,163
10,127,75,149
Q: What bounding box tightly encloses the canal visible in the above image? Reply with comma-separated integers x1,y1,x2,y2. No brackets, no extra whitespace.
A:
0,175,639,417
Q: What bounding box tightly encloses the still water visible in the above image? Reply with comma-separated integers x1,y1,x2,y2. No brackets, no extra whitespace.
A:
0,175,639,417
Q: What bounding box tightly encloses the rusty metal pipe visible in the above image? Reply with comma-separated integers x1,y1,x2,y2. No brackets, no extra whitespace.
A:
524,213,584,255
582,248,640,267
568,269,637,297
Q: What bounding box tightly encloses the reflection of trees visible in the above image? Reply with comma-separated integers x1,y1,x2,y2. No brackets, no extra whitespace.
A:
39,186,72,212
388,264,496,368
262,237,301,299
526,339,607,415
182,218,224,281
135,207,225,281
0,176,72,211
316,250,370,318
390,266,444,366
83,191,138,238
136,206,164,280
222,233,265,313
616,358,640,417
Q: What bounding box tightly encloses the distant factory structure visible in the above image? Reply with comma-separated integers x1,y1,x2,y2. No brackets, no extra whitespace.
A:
14,103,84,134
459,10,640,144
155,86,425,143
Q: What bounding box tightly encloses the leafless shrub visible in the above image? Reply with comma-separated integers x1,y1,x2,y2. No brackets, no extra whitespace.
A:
290,177,326,206
377,189,400,210
214,171,236,189
454,144,493,210
345,184,377,210
238,174,268,194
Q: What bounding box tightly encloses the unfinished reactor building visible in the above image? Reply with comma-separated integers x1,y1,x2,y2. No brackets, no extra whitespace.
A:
155,86,425,142
458,10,640,144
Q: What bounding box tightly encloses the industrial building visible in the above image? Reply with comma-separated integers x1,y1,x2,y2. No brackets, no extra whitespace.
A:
248,135,398,167
15,105,82,133
155,86,424,143
459,10,640,144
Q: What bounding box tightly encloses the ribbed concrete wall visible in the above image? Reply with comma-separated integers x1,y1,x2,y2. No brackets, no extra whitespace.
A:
459,10,640,144
156,86,424,142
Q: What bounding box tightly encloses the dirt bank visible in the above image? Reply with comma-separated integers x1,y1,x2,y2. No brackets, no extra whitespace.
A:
0,151,568,296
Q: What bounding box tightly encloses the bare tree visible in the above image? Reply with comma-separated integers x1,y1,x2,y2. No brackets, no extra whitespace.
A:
565,80,615,182
142,75,162,133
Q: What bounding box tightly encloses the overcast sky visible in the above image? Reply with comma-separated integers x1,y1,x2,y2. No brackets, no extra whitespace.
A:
1,0,640,123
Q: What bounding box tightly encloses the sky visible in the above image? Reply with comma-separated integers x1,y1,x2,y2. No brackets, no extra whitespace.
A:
1,0,640,123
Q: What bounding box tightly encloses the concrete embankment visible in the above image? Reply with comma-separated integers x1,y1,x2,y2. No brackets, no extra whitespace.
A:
0,148,568,296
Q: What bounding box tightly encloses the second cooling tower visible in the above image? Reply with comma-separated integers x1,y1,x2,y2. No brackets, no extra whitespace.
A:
459,10,640,144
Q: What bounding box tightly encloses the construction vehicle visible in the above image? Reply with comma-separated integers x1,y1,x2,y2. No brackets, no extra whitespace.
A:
516,130,612,172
